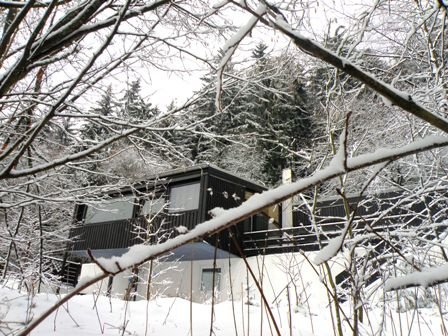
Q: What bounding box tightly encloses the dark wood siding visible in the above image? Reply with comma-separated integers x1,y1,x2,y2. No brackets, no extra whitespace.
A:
156,210,201,241
206,175,244,211
67,166,270,256
205,175,245,254
69,217,148,251
69,210,204,251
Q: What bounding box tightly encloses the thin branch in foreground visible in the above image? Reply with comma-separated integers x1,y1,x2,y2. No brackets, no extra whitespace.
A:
385,263,448,291
266,13,448,134
17,135,448,336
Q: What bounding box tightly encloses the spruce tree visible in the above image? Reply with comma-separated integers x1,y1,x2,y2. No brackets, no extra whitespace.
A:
78,86,119,186
183,56,244,163
120,80,158,123
80,85,115,142
178,44,316,185
243,43,315,184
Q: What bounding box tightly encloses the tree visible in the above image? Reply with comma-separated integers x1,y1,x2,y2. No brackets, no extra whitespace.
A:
0,0,218,291
2,1,448,335
80,86,116,143
245,45,315,184
119,80,158,123
183,44,317,185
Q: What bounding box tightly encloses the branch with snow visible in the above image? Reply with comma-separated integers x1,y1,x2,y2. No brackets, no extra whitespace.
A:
215,4,266,112
267,12,448,134
385,263,448,291
17,135,448,335
313,234,345,265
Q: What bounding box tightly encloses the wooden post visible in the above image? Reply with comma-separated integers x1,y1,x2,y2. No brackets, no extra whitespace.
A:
281,168,293,229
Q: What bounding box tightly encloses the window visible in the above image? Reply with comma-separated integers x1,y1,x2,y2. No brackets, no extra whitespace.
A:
169,182,200,212
201,268,221,292
141,197,165,216
84,197,135,224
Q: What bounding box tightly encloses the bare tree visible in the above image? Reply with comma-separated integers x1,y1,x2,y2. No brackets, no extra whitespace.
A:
2,1,448,335
0,0,221,289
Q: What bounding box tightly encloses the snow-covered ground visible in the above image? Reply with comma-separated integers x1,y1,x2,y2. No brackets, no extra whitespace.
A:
2,285,448,336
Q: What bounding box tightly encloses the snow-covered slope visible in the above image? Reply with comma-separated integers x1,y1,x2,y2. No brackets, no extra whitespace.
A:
2,285,448,336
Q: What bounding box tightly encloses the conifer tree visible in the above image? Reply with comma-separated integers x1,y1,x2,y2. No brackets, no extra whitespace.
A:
120,80,158,123
242,43,315,184
183,57,244,163
80,86,115,143
182,44,316,185
78,86,119,186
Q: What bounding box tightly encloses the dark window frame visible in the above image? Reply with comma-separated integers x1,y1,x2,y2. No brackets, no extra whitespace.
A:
168,181,201,213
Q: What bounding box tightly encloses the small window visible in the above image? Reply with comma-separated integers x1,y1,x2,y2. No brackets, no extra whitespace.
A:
169,182,200,212
141,197,165,216
201,268,221,292
84,197,135,224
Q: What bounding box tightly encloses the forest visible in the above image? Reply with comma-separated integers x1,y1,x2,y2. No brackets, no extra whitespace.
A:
1,0,448,335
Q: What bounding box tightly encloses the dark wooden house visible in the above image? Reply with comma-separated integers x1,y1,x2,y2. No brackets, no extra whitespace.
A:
68,164,280,262
64,164,448,293
69,163,448,260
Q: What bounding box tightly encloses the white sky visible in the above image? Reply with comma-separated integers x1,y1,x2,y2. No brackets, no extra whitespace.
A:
84,0,370,111
143,0,370,110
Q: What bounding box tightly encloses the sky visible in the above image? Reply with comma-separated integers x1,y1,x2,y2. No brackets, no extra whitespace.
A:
134,0,368,110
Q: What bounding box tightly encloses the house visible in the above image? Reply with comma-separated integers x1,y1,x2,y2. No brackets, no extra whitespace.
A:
67,164,283,301
68,164,281,255
66,165,448,303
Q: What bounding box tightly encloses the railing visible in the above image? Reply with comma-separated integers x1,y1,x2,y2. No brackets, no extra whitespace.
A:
242,213,441,257
43,255,81,287
242,226,320,256
69,211,200,251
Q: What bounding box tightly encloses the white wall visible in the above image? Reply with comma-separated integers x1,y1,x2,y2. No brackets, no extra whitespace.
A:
137,258,238,303
78,251,347,305
237,252,347,307
78,263,110,295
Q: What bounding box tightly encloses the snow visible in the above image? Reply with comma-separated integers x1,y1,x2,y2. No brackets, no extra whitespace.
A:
3,284,448,336
313,210,350,265
211,0,229,9
175,226,188,234
313,234,344,265
220,5,266,53
385,263,448,291
0,286,322,336
347,135,448,169
208,207,225,218
330,130,346,171
381,94,393,107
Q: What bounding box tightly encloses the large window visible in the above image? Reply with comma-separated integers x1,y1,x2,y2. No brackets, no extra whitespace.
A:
84,197,135,224
169,182,200,212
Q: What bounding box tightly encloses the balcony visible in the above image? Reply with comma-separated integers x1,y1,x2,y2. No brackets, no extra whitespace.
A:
69,210,201,252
